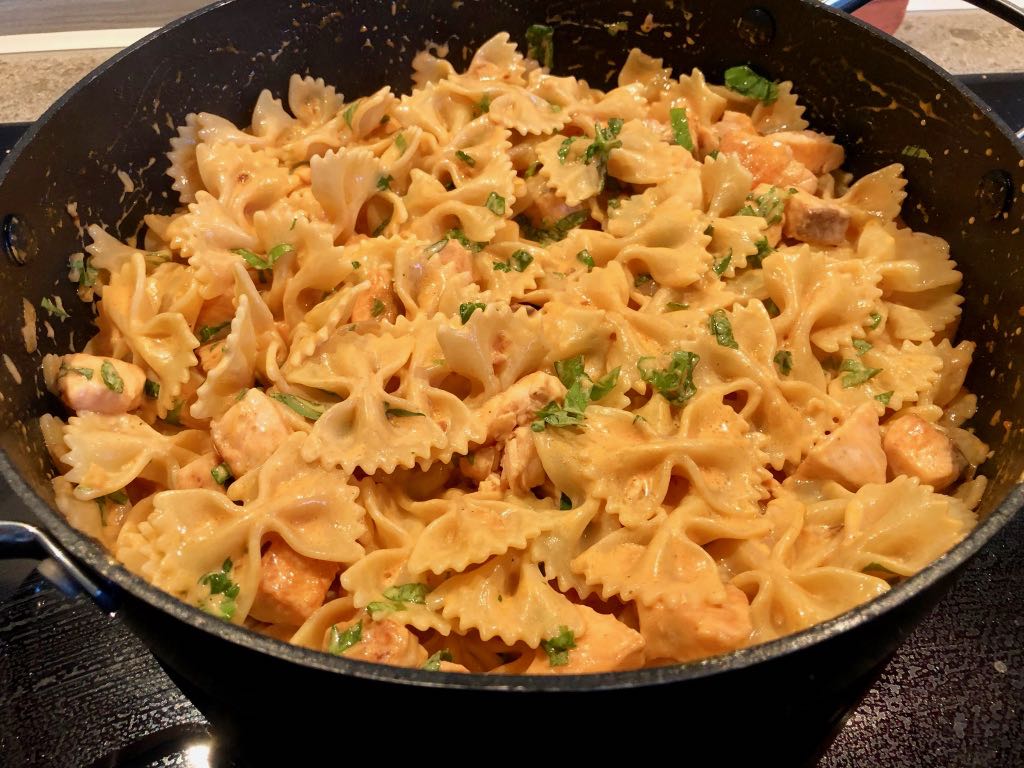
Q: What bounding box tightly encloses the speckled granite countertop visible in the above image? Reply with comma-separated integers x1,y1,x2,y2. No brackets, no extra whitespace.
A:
0,10,1023,123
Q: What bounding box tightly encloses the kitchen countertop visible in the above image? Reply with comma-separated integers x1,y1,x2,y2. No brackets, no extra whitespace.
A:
0,9,1023,123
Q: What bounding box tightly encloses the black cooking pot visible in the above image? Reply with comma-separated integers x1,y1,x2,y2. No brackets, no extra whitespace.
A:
1,0,1022,764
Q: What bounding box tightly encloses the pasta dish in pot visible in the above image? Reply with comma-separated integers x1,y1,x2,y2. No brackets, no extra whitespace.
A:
38,30,988,674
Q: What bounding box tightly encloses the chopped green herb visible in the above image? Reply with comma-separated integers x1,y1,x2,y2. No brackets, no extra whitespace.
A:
862,562,897,576
446,228,487,253
459,301,486,324
198,558,240,620
516,210,588,243
232,245,289,271
106,489,129,505
708,149,720,160
290,217,298,231
840,359,882,388
638,350,700,406
394,132,408,154
737,187,787,225
40,297,68,320
559,492,573,510
632,414,646,425
145,250,173,268
524,161,541,178
582,118,624,192
557,136,576,164
901,145,932,161
268,243,294,262
383,583,430,604
703,224,715,236
852,339,873,355
423,649,453,671
351,260,361,270
343,100,360,129
143,379,160,398
634,272,654,288
424,238,449,257
541,626,576,667
588,367,620,401
493,261,512,272
763,297,781,318
70,255,98,288
198,321,231,343
875,391,894,406
669,107,694,151
327,621,363,655
607,198,622,211
371,214,392,237
475,94,492,116
59,362,93,380
712,251,732,276
773,350,793,376
868,311,883,330
371,298,386,318
724,65,779,104
554,355,586,388
384,402,426,418
665,301,689,311
526,23,555,69
270,392,325,420
376,174,393,191
164,400,183,426
748,238,774,269
576,249,595,272
455,149,476,167
100,361,124,393
366,600,401,617
380,115,390,125
210,463,232,485
485,192,506,216
708,309,739,349
510,249,533,272
532,355,616,432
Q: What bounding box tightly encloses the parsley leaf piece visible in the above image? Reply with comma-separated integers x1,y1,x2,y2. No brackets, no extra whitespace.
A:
383,582,430,604
582,119,624,192
875,391,894,405
455,150,476,167
198,321,231,343
531,393,586,432
270,392,325,420
351,260,361,270
210,463,232,486
558,136,576,164
708,149,720,160
232,248,271,270
669,107,694,150
554,355,586,388
394,132,408,153
526,24,555,68
524,161,541,178
541,626,576,667
143,379,160,398
327,621,363,655
424,238,449,257
773,350,793,376
446,228,487,252
485,192,506,216
559,492,574,510
198,557,241,616
638,350,700,406
763,297,781,318
736,187,786,225
724,65,779,104
510,249,533,272
493,261,512,272
576,249,595,272
840,359,882,388
371,298,386,318
40,297,69,320
712,250,732,276
708,309,739,349
343,100,360,129
267,243,294,263
589,366,620,401
365,600,402,617
106,489,129,505
475,94,492,116
100,361,124,393
164,400,183,425
423,649,454,671
290,217,298,231
376,174,393,191
748,237,774,269
634,273,654,288
384,402,425,418
901,145,932,161
59,362,94,380
852,339,873,356
665,301,689,311
371,214,392,237
868,311,883,330
459,302,486,324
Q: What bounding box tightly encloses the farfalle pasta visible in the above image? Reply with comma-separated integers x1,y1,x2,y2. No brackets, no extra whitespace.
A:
41,30,987,674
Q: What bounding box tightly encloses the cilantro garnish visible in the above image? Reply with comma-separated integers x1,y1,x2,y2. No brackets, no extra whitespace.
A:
576,249,594,272
737,187,787,225
852,339,873,356
773,350,793,376
459,302,486,324
270,392,325,420
210,463,232,486
669,107,693,151
328,621,363,655
40,297,68,320
748,238,774,269
198,321,231,343
198,558,240,620
724,65,779,104
385,402,425,418
637,350,699,406
376,174,393,191
446,228,487,252
712,251,732,276
840,359,882,388
532,356,620,431
423,649,454,671
541,626,576,667
526,24,555,68
582,118,624,192
708,309,739,349
100,361,124,393
485,192,506,216
455,150,476,167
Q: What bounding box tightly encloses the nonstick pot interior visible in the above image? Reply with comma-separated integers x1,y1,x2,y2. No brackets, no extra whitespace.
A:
0,0,1021,709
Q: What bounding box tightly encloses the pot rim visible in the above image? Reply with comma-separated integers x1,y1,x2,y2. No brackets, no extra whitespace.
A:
1,0,1022,692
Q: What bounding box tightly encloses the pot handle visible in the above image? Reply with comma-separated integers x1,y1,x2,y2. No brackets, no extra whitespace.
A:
0,520,117,611
826,0,1024,34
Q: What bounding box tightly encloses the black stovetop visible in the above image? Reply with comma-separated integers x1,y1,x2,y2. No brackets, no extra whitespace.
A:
1,75,1022,768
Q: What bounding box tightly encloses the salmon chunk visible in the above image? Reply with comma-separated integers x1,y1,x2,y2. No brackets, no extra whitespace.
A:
176,452,223,491
638,585,752,663
350,270,398,322
55,353,146,415
796,403,887,490
713,111,817,192
337,618,428,668
249,535,339,626
883,414,965,491
478,371,564,441
526,606,645,674
211,389,292,477
772,131,845,175
783,190,850,246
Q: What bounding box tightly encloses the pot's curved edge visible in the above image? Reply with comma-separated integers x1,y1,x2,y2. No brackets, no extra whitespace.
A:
0,0,1022,692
